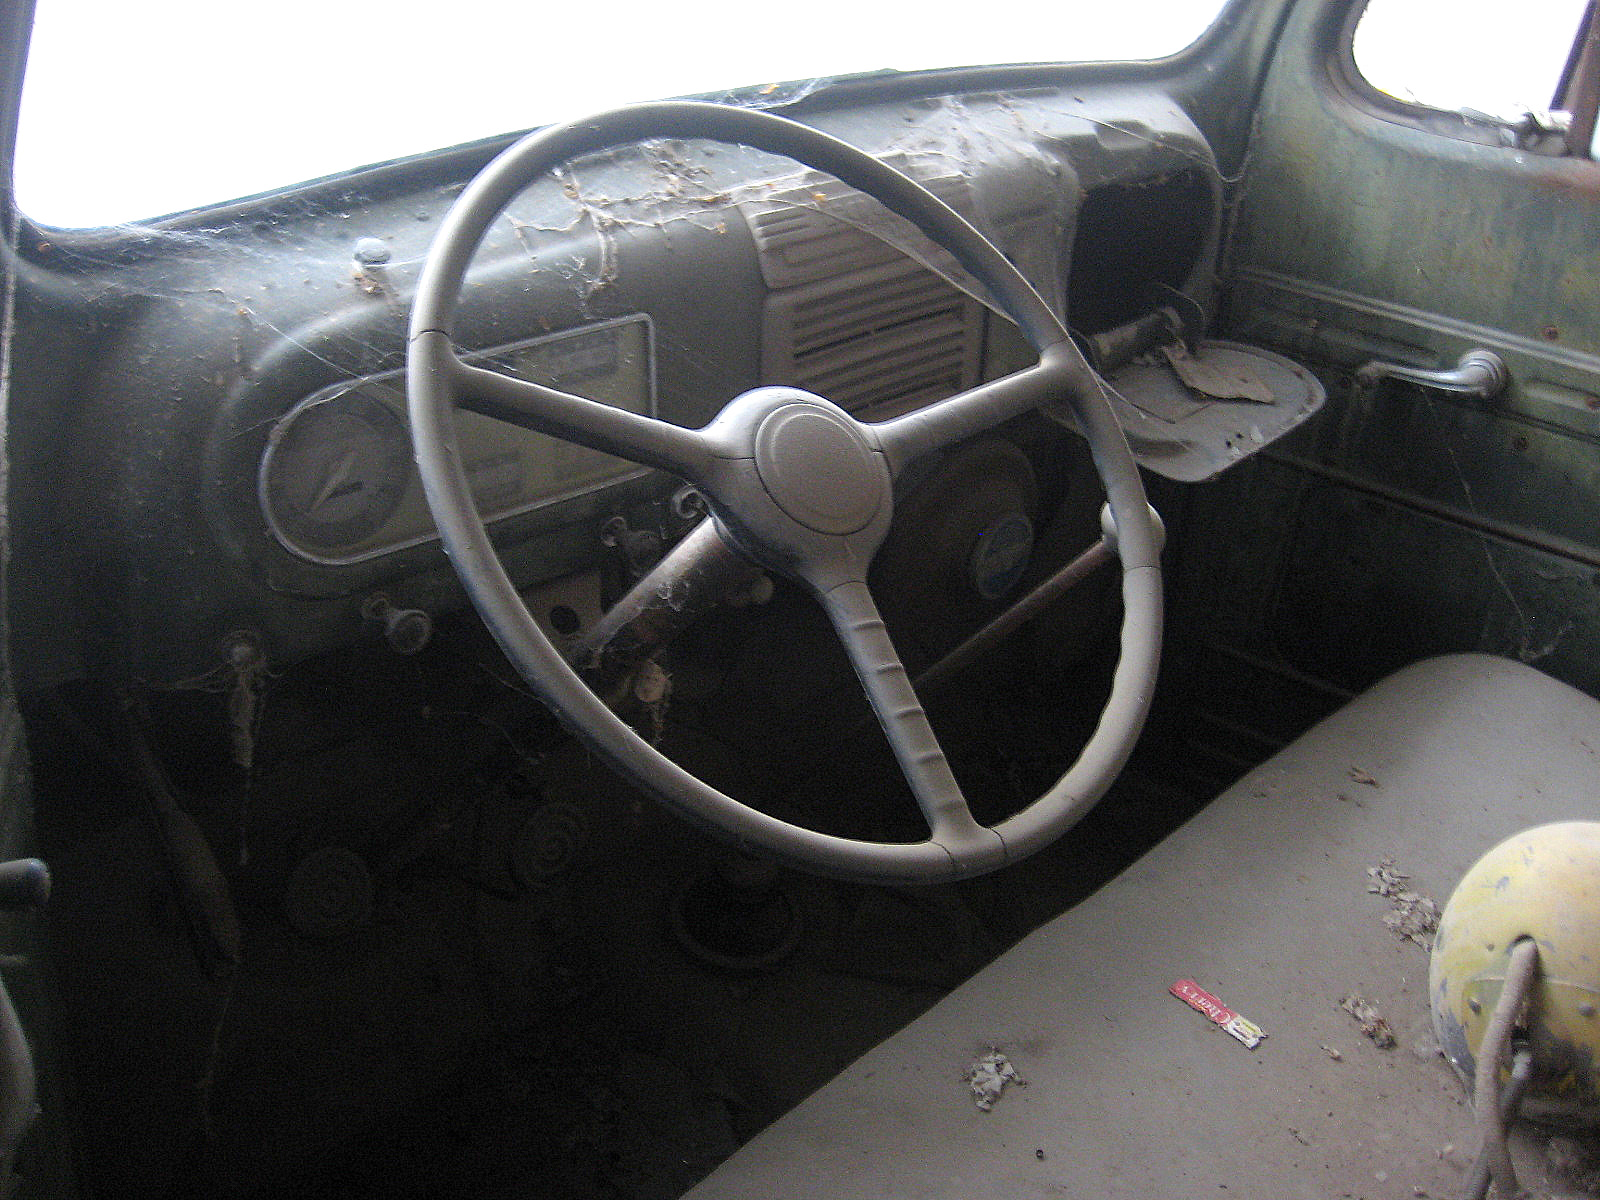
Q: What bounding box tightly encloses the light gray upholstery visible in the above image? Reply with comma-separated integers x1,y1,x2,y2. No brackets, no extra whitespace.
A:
685,655,1600,1199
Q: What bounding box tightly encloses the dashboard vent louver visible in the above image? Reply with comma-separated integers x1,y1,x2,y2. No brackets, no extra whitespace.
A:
762,259,983,419
748,159,984,418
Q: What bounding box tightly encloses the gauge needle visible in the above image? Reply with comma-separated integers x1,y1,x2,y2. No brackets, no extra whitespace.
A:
311,450,358,513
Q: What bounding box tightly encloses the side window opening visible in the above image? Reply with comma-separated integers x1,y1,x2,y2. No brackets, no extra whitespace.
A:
1352,0,1600,157
1554,2,1600,155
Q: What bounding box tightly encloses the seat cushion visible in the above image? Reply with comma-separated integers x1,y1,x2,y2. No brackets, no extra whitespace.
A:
685,654,1600,1199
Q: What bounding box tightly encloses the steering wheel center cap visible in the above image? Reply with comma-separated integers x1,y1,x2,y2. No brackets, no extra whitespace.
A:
753,403,887,535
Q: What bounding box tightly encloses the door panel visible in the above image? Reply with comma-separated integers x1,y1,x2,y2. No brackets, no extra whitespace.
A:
1176,0,1600,765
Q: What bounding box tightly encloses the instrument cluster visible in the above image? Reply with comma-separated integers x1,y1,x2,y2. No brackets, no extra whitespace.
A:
258,315,656,565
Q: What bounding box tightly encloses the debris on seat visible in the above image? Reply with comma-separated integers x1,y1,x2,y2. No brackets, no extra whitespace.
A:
1340,993,1397,1049
1170,979,1266,1049
1367,859,1409,897
1350,766,1379,786
965,1050,1023,1111
1367,858,1441,948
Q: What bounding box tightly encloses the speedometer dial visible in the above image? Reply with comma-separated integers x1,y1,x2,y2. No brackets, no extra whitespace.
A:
260,387,411,555
259,317,655,565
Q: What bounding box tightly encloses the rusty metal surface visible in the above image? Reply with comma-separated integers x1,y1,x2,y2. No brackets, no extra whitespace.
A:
1102,339,1325,481
1176,0,1600,764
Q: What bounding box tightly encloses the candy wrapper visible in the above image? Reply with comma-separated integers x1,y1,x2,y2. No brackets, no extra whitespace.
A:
1170,979,1266,1049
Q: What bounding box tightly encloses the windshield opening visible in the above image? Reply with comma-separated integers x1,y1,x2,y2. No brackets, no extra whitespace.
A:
15,1,1226,228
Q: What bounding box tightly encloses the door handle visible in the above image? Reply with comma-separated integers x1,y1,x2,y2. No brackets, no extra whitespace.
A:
1355,349,1509,400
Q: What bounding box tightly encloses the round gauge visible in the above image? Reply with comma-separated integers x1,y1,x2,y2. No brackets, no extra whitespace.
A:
261,386,412,556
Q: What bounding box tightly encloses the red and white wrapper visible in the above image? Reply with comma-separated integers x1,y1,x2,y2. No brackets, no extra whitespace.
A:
1170,979,1266,1049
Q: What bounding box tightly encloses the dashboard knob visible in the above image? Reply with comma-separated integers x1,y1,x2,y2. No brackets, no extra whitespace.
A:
361,595,433,655
351,237,391,266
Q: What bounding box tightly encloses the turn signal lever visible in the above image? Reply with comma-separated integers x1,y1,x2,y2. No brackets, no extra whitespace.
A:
1355,349,1509,401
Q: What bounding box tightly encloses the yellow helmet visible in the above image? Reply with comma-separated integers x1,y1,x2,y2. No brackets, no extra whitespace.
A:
1430,821,1600,1126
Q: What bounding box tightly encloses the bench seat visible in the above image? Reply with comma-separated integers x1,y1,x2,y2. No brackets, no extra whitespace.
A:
685,654,1600,1199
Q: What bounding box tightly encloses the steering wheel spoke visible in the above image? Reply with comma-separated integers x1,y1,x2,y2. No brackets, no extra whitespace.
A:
873,341,1088,477
815,577,1001,860
417,331,713,482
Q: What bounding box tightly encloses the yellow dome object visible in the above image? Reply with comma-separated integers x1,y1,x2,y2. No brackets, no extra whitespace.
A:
1430,821,1600,1126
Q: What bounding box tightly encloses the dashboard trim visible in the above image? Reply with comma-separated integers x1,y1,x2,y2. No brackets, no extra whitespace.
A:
257,314,658,568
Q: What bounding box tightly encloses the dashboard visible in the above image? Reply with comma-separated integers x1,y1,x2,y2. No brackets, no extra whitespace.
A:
15,85,1230,689
260,316,656,566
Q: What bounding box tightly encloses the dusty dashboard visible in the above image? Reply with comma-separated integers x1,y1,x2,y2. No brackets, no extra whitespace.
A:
20,82,1286,690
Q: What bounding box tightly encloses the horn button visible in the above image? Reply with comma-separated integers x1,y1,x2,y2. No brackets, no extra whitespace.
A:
753,403,888,535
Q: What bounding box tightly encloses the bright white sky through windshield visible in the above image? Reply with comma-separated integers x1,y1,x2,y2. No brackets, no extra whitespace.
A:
16,1,1223,227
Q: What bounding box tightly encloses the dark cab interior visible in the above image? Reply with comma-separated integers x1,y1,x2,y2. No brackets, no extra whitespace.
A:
1,0,1599,1196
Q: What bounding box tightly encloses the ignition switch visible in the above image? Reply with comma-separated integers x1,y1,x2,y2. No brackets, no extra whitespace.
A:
671,485,707,521
601,515,663,577
362,594,433,655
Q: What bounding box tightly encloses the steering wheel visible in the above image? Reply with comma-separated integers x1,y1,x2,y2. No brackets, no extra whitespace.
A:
407,102,1161,884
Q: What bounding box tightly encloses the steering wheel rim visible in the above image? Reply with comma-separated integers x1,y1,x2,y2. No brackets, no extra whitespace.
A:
408,101,1162,883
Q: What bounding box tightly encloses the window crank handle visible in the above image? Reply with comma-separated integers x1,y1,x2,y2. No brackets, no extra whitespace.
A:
1355,349,1509,400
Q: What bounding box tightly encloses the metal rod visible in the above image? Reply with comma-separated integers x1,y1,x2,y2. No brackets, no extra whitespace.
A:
1469,938,1541,1199
567,518,766,700
1086,307,1183,375
915,537,1116,695
1464,1047,1535,1200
